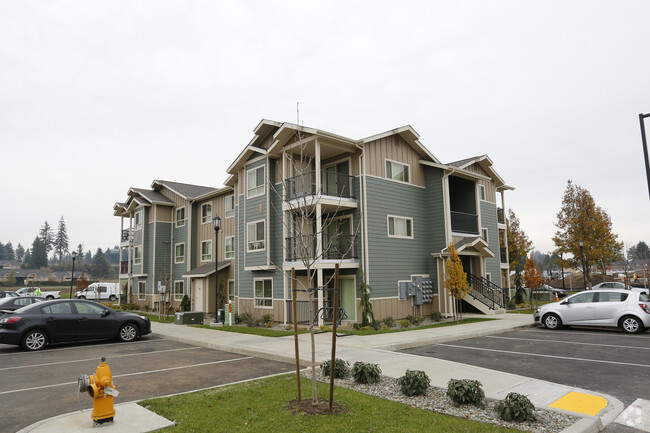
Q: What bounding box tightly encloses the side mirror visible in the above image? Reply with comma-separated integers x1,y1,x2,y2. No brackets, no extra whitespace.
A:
101,310,111,318
560,300,568,305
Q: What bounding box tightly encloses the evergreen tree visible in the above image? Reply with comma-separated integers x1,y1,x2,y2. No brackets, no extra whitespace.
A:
628,241,650,261
5,242,15,261
54,216,69,263
15,244,25,262
30,237,48,268
0,241,4,260
92,248,109,278
39,221,54,257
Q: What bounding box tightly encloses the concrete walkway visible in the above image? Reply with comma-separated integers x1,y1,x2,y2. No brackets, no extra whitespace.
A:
20,313,622,433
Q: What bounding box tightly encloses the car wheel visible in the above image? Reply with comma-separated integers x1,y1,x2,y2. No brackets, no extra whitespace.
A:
543,313,562,330
21,330,48,351
118,323,138,342
620,316,644,334
46,295,54,300
109,295,116,302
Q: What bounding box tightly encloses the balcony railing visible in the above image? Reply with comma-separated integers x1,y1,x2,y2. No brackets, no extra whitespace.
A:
450,211,478,234
497,207,505,224
285,170,355,200
500,247,508,263
120,261,130,274
121,229,133,243
285,234,358,262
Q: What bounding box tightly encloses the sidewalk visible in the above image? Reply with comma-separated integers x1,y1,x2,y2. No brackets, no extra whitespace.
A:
20,313,622,433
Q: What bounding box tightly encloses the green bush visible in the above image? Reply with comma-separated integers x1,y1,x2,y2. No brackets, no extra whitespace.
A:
351,362,382,384
397,370,430,396
429,311,443,322
446,379,485,406
405,315,424,326
320,358,350,379
398,319,412,328
495,393,536,423
262,313,273,323
371,320,382,330
383,317,394,327
239,312,259,327
180,295,191,312
505,300,517,310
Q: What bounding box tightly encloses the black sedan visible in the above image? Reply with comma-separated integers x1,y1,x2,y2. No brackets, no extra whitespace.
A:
536,284,568,298
0,296,45,313
0,290,18,298
0,299,151,351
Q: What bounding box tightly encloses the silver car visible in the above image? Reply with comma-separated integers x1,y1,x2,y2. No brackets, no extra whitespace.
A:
534,289,650,334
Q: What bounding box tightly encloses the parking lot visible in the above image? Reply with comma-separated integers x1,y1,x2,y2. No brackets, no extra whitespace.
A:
402,326,650,433
0,335,294,433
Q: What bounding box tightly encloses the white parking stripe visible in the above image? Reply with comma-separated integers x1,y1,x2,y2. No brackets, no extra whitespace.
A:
0,347,200,371
0,356,254,395
437,344,650,368
0,338,162,357
486,335,650,350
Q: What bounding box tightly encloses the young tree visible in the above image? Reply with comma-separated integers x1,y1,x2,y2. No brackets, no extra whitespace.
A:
358,270,375,327
444,243,469,321
524,253,542,308
54,216,69,264
507,209,533,272
553,180,623,288
39,221,54,257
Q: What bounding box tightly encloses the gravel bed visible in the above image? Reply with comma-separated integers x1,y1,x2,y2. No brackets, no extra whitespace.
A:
305,372,579,433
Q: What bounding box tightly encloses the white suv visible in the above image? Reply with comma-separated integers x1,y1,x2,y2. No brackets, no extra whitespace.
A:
534,288,650,334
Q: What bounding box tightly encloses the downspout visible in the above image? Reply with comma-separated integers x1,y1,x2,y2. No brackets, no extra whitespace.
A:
356,141,369,286
441,167,456,317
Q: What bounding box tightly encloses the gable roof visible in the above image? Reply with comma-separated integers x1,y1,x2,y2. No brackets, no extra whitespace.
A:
151,180,218,200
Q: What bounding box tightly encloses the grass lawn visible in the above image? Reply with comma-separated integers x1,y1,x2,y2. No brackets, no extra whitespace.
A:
192,324,307,337
339,317,495,335
140,374,524,433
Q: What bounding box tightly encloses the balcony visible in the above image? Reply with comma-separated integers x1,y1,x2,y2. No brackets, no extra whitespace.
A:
121,229,133,243
120,261,131,274
500,247,508,264
284,171,356,212
497,207,506,225
285,234,358,262
451,211,479,235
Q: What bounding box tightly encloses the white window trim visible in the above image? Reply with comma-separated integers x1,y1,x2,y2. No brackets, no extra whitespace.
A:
133,245,141,265
134,209,143,230
247,165,265,198
201,240,212,262
175,242,185,264
385,158,411,184
481,227,489,243
173,280,185,301
247,220,266,252
254,277,273,309
175,207,186,228
225,195,235,219
201,203,212,224
138,281,146,300
479,184,486,201
387,215,414,239
486,273,491,282
225,236,234,259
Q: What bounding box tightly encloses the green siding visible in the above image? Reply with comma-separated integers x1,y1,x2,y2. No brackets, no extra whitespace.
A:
480,201,502,286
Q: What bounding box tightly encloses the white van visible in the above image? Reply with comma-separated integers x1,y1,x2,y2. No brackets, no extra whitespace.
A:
75,283,121,302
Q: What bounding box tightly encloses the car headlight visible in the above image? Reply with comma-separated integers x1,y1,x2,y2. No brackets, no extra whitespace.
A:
534,308,541,314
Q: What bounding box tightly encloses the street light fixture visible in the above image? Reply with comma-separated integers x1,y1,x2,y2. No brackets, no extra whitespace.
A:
213,215,221,324
69,252,77,299
638,113,650,199
579,240,587,289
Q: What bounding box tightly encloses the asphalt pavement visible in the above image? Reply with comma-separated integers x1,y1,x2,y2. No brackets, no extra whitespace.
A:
18,313,637,433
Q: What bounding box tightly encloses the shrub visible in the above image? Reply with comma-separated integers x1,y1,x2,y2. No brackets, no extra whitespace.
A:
320,358,349,379
239,312,259,327
351,362,382,384
370,320,382,330
383,316,395,328
397,370,430,396
505,300,517,310
262,313,273,323
405,315,424,326
399,319,412,328
180,295,191,312
320,325,333,332
233,314,242,324
446,379,485,406
429,311,444,322
496,393,536,423
359,326,372,331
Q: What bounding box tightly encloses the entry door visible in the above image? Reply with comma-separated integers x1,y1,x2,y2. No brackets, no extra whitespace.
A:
194,279,204,312
326,218,352,259
340,278,356,321
325,161,350,196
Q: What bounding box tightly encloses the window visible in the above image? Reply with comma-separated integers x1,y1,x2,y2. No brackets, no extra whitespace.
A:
247,220,265,251
175,243,185,263
175,207,186,228
225,236,234,259
134,210,143,230
388,216,413,238
174,280,185,301
41,302,73,314
247,166,265,198
481,228,489,242
228,280,235,305
75,302,107,315
386,160,410,183
201,240,212,262
479,184,486,201
254,278,272,308
134,246,141,265
201,203,212,224
138,281,146,300
225,195,235,218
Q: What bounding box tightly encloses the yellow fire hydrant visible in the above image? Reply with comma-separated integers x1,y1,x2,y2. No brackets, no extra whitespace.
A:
78,356,119,424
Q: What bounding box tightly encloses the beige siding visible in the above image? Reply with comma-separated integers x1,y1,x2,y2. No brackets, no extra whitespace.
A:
364,135,425,186
466,163,496,203
155,206,173,222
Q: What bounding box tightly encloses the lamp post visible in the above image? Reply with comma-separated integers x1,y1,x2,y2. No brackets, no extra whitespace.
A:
560,252,565,291
69,252,77,299
213,215,221,324
579,240,587,289
638,113,650,199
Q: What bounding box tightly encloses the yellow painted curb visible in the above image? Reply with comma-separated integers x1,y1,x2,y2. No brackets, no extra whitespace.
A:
548,391,607,416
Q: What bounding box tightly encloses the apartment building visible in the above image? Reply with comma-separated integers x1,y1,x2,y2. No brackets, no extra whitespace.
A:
114,119,512,323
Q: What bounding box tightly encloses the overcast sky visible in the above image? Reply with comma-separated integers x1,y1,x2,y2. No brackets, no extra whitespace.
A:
1,1,649,258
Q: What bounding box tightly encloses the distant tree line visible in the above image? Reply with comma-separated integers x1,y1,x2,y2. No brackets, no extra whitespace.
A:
0,217,120,279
